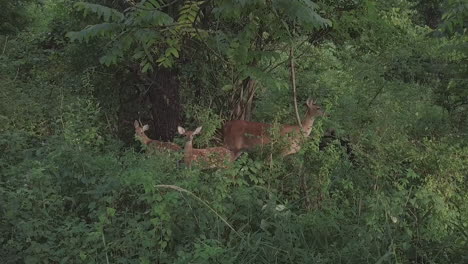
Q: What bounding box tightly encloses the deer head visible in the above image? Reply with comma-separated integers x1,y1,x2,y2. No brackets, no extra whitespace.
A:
177,126,202,143
134,120,151,144
305,98,324,119
178,126,233,168
134,120,181,151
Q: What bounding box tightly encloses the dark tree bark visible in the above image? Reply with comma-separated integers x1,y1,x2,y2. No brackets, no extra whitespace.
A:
147,67,182,141
413,0,443,29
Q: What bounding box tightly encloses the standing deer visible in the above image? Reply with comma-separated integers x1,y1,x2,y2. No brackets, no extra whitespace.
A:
177,126,235,168
223,98,324,158
134,120,181,152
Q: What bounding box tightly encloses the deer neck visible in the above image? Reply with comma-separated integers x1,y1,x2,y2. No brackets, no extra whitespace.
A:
138,134,153,145
184,138,194,161
300,112,316,136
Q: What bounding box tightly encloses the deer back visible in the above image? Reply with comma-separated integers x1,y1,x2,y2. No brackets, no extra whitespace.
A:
223,98,324,157
191,147,235,168
223,120,271,154
149,141,182,151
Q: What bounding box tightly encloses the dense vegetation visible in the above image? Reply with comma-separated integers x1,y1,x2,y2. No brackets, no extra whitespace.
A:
1,0,467,263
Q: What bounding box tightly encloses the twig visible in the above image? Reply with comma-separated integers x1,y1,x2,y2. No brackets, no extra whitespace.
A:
101,232,110,264
4,68,20,85
290,46,302,129
59,86,66,131
2,36,8,55
263,38,309,73
154,184,242,238
367,85,385,109
299,163,312,210
244,79,258,120
193,27,229,64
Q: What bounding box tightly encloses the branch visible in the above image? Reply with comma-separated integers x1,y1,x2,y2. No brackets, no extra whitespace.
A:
155,184,241,237
290,46,302,128
192,6,229,65
367,85,385,109
264,37,309,73
2,36,8,55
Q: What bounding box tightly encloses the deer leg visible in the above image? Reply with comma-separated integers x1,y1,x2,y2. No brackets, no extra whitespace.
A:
233,151,243,160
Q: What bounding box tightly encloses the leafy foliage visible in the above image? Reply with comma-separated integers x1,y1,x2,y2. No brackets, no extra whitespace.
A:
439,0,468,35
67,0,330,72
0,0,34,34
1,0,467,263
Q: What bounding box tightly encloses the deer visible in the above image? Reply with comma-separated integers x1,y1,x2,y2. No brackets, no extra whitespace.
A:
134,120,181,152
223,98,324,158
177,126,235,169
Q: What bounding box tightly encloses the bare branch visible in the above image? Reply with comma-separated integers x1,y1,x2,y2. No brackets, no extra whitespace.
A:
290,46,302,128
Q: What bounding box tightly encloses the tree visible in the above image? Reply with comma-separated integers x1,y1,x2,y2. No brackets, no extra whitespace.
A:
67,0,331,139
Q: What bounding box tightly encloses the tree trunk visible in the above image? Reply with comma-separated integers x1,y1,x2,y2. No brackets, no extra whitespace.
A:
148,67,181,141
230,78,258,121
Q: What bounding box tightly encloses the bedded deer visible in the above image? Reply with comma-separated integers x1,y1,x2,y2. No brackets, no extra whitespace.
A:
223,98,324,158
134,120,181,152
177,126,235,168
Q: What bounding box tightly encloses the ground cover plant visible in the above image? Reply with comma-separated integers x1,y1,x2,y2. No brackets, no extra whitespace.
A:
1,0,467,263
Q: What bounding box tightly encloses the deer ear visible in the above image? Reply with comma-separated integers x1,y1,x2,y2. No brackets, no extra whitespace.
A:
134,120,139,128
142,125,149,131
177,126,185,135
194,126,202,135
307,98,316,107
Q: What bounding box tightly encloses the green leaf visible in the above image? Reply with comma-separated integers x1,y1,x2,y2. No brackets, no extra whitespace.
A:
166,47,180,58
142,62,154,72
273,0,331,30
106,207,116,217
222,84,233,91
74,2,124,22
67,23,121,42
134,10,174,26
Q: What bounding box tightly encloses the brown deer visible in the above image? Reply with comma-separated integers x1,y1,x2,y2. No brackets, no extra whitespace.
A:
177,126,235,168
223,98,324,158
134,120,181,152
